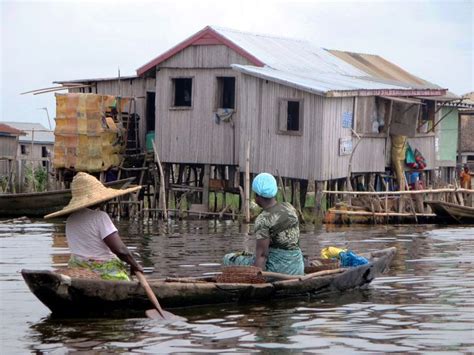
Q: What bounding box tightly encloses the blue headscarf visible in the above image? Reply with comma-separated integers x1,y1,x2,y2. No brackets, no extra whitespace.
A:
252,173,277,198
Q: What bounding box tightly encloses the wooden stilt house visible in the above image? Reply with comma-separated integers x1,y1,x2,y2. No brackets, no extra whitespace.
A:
56,26,460,216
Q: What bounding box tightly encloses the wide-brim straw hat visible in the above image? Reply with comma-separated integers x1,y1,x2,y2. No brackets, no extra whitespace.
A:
44,172,141,219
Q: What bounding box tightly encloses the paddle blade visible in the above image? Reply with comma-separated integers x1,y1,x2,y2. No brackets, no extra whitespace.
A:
145,309,185,321
145,309,164,319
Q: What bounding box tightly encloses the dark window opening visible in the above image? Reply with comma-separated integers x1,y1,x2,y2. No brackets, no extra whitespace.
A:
41,146,48,157
146,91,156,131
173,78,192,107
217,77,235,109
21,145,26,155
421,100,435,122
287,101,300,131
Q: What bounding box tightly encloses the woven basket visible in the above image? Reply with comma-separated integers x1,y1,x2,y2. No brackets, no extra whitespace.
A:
216,266,266,284
304,258,339,273
54,268,102,280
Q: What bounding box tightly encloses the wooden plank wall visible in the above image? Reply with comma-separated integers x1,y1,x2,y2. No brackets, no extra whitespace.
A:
159,45,252,68
320,97,355,180
238,75,325,180
0,136,17,176
352,138,386,173
155,67,239,165
154,44,252,165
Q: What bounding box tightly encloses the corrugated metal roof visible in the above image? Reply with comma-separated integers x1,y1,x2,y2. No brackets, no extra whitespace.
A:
0,123,25,136
3,122,54,144
212,27,447,96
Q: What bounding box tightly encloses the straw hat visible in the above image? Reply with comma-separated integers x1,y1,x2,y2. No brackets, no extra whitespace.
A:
44,172,141,219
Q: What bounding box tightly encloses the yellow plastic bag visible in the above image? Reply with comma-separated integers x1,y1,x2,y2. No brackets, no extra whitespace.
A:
321,246,347,259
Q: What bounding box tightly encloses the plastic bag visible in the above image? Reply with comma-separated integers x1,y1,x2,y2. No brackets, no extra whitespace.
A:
405,144,417,168
339,251,369,267
321,247,346,259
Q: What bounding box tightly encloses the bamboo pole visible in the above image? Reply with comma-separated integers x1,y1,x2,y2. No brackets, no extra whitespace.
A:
329,210,435,217
151,140,167,220
323,188,474,195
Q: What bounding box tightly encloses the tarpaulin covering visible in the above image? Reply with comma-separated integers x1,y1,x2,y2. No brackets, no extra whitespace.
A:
53,93,129,172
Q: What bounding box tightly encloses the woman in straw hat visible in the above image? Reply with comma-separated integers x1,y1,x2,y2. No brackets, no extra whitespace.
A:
222,173,304,275
45,172,143,281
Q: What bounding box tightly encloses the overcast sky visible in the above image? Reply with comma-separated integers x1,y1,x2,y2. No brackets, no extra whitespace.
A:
1,0,472,129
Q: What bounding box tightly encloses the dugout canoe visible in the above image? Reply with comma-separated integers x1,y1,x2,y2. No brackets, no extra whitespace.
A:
21,247,396,317
0,177,136,217
425,200,474,223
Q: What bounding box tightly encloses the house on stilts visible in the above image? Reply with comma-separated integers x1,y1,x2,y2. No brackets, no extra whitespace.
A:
55,26,463,217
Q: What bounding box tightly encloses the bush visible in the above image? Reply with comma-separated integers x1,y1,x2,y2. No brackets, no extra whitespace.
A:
24,164,48,192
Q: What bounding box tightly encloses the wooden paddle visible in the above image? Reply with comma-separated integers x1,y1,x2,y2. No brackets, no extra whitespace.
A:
135,271,177,320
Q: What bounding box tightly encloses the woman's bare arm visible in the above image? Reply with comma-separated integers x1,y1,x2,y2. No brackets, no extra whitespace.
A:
254,238,270,269
104,232,143,274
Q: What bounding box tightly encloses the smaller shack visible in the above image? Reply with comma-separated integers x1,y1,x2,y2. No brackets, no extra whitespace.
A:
0,123,25,192
2,122,54,191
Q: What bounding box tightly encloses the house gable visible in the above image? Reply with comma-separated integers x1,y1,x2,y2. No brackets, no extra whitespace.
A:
137,26,264,75
159,45,254,68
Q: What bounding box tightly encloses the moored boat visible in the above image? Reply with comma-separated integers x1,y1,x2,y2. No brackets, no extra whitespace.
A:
425,200,474,223
21,247,396,317
0,177,136,217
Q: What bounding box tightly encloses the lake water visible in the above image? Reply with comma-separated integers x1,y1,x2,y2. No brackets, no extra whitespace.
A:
1,219,473,353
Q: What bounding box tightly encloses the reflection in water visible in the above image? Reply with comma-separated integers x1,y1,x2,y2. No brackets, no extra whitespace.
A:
1,220,473,353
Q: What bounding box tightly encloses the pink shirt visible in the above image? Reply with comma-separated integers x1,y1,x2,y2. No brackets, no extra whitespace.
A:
65,208,117,261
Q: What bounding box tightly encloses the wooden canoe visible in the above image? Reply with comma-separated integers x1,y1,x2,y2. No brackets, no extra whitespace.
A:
21,247,396,317
0,177,136,217
425,200,474,223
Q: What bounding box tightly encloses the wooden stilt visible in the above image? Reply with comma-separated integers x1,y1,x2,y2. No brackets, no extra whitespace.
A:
244,141,250,223
314,181,325,224
202,164,210,211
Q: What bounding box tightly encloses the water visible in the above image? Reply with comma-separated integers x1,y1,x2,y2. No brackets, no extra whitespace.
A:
1,220,473,353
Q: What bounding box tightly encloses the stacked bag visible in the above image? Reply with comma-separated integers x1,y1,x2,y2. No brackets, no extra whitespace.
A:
320,247,369,267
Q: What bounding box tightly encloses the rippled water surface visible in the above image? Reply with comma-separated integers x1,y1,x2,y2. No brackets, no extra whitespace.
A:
1,219,473,353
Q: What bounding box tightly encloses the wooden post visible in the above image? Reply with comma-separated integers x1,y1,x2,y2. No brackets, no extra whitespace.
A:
151,141,167,220
276,170,287,203
314,181,325,224
202,164,210,211
30,129,36,192
244,140,250,223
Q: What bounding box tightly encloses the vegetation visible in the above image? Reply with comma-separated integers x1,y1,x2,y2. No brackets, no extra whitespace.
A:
24,164,48,192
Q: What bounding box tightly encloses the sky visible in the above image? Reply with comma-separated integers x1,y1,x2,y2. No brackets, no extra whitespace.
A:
1,0,473,129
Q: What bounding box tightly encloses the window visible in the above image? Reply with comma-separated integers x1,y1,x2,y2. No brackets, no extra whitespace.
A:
172,78,192,107
278,99,303,134
146,91,156,131
20,145,27,155
216,77,235,109
418,100,435,133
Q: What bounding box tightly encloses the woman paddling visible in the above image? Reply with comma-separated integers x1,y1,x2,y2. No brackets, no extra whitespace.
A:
223,172,304,275
44,172,143,280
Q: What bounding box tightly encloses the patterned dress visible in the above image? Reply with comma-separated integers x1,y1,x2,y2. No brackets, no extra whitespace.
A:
223,202,304,275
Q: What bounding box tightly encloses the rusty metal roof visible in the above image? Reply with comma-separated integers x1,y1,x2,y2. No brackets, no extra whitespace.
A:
0,123,25,136
327,50,441,89
3,122,54,144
